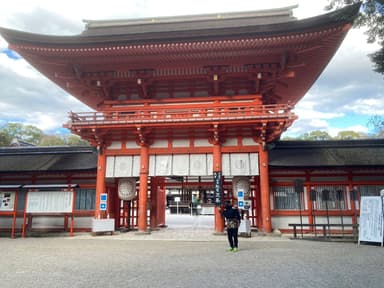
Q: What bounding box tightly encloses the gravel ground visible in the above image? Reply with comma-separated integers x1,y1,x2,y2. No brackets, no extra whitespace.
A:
1,231,383,288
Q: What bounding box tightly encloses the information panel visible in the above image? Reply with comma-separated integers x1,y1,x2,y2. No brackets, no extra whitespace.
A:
26,191,74,213
0,191,16,211
358,196,384,246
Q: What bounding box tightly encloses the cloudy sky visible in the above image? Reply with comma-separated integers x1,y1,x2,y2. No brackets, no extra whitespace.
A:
0,0,383,137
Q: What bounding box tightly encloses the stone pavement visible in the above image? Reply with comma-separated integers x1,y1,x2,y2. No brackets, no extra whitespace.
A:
75,213,286,242
76,226,286,242
1,222,384,288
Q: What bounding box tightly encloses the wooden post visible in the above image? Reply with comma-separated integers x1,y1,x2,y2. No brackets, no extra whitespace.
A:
213,142,225,233
138,144,149,233
11,189,19,239
259,146,272,233
95,146,106,219
70,189,76,237
22,190,29,238
254,176,262,228
150,177,158,229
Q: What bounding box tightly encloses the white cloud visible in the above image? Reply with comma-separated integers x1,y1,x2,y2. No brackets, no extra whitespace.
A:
0,54,39,78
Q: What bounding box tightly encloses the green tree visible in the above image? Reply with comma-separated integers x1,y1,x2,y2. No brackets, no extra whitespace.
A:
297,130,332,141
0,129,12,146
39,135,66,146
0,123,90,147
334,130,363,139
326,0,384,74
0,123,44,146
301,130,333,140
64,134,90,146
368,115,384,137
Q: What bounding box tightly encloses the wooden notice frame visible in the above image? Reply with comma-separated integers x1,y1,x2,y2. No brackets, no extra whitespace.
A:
0,185,20,239
22,185,77,238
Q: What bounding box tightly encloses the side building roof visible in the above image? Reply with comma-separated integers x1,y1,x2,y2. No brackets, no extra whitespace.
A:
0,139,384,174
269,139,384,168
0,146,97,173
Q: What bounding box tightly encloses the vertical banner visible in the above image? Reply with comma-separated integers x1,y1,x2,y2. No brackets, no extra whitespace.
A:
213,171,222,206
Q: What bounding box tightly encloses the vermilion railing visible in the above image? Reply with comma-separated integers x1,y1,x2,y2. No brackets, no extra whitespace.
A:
66,103,296,127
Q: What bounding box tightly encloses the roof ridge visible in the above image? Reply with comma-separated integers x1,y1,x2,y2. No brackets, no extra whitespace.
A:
82,5,298,29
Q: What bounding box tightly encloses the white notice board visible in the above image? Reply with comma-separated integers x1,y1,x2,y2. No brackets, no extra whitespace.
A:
26,191,74,213
358,196,384,246
0,191,16,212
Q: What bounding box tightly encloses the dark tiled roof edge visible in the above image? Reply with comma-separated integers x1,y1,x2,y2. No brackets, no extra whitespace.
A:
270,139,384,150
0,146,95,156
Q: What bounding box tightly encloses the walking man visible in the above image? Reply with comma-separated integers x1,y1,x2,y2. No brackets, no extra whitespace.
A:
222,200,241,252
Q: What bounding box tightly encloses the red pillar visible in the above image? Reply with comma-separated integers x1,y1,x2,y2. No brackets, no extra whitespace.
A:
213,143,225,233
95,146,106,219
259,146,272,233
157,177,166,227
138,145,149,233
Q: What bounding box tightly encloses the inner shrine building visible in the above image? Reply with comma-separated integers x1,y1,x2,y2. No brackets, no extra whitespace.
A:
0,4,365,234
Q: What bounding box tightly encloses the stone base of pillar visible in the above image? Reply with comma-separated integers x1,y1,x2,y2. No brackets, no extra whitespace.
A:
212,232,226,236
135,230,151,235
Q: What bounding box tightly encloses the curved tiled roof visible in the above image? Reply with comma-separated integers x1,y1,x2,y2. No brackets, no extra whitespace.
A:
0,4,361,110
0,4,359,46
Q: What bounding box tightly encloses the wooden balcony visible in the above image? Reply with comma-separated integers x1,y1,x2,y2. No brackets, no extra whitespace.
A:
65,103,296,129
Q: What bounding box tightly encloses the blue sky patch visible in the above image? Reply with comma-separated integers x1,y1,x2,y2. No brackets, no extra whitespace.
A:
1,49,21,59
328,114,371,130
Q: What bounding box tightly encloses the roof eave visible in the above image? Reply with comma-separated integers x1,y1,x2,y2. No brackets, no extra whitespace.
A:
0,3,360,48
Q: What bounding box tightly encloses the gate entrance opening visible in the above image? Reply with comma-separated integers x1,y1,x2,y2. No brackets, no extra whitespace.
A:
115,175,260,231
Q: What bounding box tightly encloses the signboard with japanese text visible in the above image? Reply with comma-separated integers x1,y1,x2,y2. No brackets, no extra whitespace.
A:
213,172,222,206
26,191,73,213
358,196,384,246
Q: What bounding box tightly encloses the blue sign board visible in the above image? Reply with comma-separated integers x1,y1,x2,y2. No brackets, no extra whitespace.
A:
100,193,108,211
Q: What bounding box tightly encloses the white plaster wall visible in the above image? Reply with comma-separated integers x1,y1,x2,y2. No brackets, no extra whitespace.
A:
152,139,168,148
126,141,139,148
312,216,353,225
173,139,189,147
194,139,210,147
272,215,354,231
107,141,122,149
222,137,237,146
243,137,257,146
0,216,95,231
272,216,308,230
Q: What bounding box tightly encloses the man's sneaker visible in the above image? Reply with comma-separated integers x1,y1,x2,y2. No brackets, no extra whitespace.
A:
228,248,234,252
232,247,238,252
